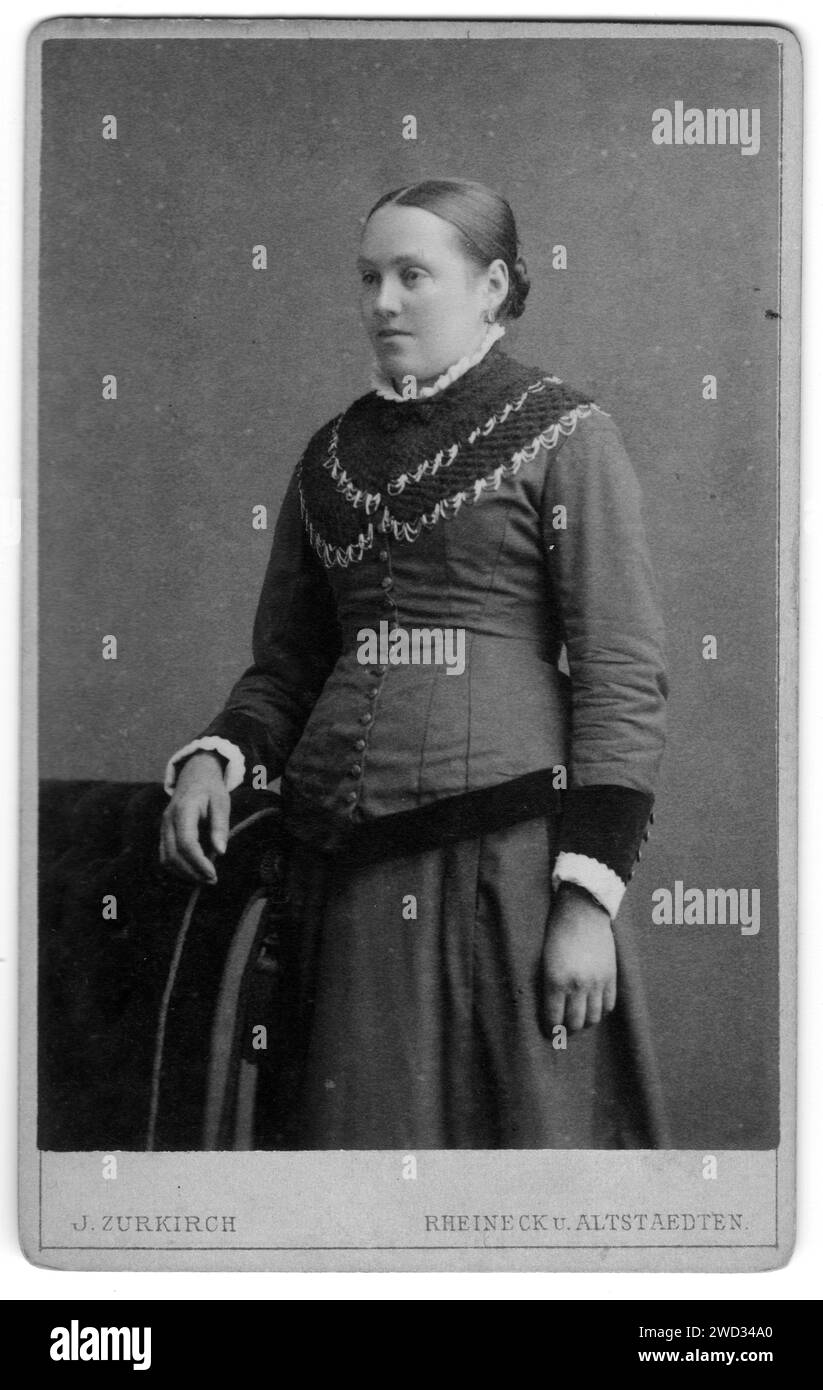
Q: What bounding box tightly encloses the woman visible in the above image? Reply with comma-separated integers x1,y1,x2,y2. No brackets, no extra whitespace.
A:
160,179,668,1150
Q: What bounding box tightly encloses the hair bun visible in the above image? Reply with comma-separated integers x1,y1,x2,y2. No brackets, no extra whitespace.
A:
506,254,530,320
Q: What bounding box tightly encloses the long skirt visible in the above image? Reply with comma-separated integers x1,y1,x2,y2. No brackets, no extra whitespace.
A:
259,812,668,1150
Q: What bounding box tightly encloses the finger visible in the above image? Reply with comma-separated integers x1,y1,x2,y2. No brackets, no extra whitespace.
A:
165,853,204,885
584,991,603,1029
543,987,568,1032
603,975,617,1014
159,818,177,871
209,794,230,857
565,990,588,1033
162,816,215,885
161,821,206,884
172,803,218,882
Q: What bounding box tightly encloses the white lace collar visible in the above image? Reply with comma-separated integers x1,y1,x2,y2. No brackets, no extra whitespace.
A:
368,322,506,402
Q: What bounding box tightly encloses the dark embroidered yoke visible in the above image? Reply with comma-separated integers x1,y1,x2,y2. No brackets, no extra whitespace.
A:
297,343,596,568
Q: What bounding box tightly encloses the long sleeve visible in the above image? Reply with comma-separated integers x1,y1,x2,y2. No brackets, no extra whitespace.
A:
178,467,343,790
541,406,668,914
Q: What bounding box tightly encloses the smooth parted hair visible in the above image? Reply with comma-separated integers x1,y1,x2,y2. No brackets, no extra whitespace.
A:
366,178,531,321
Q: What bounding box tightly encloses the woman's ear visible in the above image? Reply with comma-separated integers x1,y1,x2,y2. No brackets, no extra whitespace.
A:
486,257,509,318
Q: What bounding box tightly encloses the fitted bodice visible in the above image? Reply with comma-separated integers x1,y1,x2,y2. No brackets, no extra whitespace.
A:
199,353,667,871
284,445,572,826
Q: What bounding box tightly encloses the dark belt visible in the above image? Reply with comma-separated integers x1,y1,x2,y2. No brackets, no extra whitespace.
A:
282,768,564,868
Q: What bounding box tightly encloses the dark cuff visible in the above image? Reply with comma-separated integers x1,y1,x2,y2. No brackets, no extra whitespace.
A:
557,785,655,884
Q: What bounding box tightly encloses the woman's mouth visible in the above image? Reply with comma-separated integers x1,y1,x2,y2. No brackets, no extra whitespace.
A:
377,329,411,340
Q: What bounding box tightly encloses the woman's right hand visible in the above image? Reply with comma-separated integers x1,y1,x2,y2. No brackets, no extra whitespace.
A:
159,751,231,885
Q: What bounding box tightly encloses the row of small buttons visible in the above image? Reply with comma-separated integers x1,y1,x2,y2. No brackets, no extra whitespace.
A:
627,811,655,881
342,536,395,812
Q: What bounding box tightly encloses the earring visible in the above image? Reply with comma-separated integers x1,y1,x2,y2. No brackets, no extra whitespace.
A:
484,308,497,325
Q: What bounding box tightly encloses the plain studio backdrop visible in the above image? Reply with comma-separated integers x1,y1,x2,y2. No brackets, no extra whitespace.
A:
37,34,780,1148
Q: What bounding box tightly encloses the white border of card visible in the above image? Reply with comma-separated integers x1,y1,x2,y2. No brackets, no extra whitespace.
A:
19,15,800,1273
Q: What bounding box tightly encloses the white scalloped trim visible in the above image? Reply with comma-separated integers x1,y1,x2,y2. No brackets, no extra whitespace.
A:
321,374,568,517
164,736,246,796
299,399,609,569
369,322,506,401
552,851,626,920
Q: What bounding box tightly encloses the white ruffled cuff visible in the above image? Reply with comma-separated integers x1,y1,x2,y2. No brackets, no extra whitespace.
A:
164,737,246,796
552,851,626,921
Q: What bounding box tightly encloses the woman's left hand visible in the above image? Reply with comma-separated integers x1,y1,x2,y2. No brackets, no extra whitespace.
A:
539,883,617,1035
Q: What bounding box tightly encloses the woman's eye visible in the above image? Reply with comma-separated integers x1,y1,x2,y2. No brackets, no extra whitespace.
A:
360,272,377,286
402,268,422,285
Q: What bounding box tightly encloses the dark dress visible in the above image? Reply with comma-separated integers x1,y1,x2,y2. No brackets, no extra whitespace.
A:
189,342,669,1148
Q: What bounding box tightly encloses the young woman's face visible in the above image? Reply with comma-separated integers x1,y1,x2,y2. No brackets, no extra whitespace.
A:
358,204,507,388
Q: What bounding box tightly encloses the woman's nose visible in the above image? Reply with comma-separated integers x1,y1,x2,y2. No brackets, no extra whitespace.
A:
374,277,401,316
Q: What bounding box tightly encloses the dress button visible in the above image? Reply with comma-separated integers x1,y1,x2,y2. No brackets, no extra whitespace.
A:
354,738,366,751
349,763,362,776
380,577,393,590
372,666,386,676
367,689,377,700
378,550,388,562
345,791,357,805
360,713,373,725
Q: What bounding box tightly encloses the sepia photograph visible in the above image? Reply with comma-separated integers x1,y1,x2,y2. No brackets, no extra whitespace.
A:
19,15,799,1272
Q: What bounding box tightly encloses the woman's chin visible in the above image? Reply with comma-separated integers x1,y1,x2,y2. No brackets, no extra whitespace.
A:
375,341,415,367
